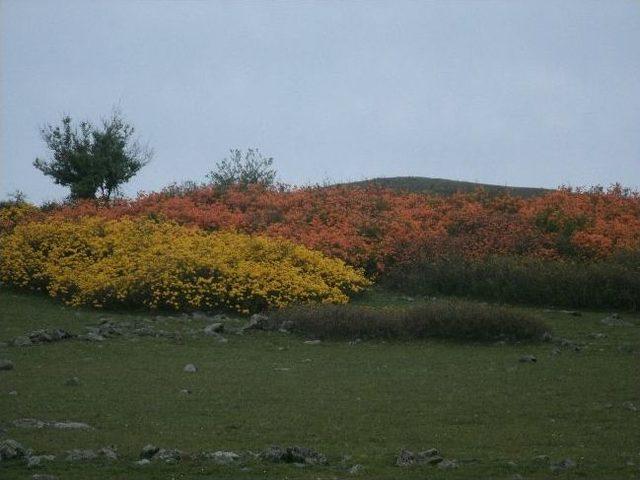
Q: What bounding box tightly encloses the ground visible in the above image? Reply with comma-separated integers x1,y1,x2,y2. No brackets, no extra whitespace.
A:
0,289,638,479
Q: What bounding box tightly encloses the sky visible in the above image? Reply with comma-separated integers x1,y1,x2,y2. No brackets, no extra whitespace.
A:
1,0,639,203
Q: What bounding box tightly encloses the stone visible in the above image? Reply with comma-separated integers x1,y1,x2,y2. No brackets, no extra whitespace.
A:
140,444,160,459
261,445,327,465
204,323,224,335
601,314,633,327
395,449,415,467
154,448,182,463
519,355,537,363
180,388,192,395
82,332,106,342
438,458,459,469
0,359,14,371
8,390,17,396
11,418,92,430
184,363,198,373
416,448,443,465
134,459,151,466
64,377,81,387
203,450,240,464
588,333,607,339
26,454,55,468
13,336,32,347
0,439,27,460
32,475,59,480
622,401,637,412
349,463,365,474
65,449,97,461
99,446,118,460
242,313,269,331
304,340,322,345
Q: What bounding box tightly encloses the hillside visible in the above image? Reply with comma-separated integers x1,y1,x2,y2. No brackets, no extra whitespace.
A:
343,176,551,197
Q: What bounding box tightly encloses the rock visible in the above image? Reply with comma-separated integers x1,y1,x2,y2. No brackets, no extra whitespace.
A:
242,313,269,331
601,314,633,327
65,449,97,461
203,450,240,464
261,445,327,465
32,475,59,480
511,475,524,480
26,454,55,468
140,444,160,459
561,310,582,316
8,390,17,396
0,439,27,460
183,363,198,373
0,359,14,371
533,455,550,464
154,448,182,463
0,341,8,348
64,377,81,387
395,449,415,467
134,458,151,466
588,333,607,339
12,418,92,430
304,340,322,345
81,332,106,342
438,458,459,469
551,458,576,471
99,446,118,460
622,401,637,412
519,355,537,363
204,323,224,335
349,463,365,474
13,336,32,347
416,448,443,465
180,388,192,395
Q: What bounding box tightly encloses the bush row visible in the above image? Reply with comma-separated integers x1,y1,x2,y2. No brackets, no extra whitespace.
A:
384,255,640,311
269,300,550,342
0,218,370,313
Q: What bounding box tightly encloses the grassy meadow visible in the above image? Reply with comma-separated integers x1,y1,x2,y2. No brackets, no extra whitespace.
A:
1,289,639,480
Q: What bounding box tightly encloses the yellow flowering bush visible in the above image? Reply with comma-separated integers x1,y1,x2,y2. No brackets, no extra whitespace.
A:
0,202,41,234
0,218,371,313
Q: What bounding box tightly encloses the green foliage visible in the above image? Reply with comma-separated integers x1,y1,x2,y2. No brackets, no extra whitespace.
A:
33,111,152,200
207,148,276,188
385,254,640,310
270,300,549,342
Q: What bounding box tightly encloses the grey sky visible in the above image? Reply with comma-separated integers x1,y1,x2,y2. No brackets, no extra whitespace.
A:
2,0,639,203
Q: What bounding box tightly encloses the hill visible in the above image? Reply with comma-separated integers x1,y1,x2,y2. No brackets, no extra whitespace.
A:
343,176,551,197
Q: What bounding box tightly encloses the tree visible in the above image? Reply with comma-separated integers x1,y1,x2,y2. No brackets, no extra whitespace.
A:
33,111,152,200
207,148,276,188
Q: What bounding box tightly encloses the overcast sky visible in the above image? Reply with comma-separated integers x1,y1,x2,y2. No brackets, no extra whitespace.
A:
2,0,639,203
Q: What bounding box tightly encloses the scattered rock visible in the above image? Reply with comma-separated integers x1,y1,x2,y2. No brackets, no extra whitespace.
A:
349,463,365,474
14,329,74,346
304,340,322,345
395,449,415,467
65,449,97,462
202,450,240,464
64,377,81,387
519,355,537,363
12,418,92,430
261,445,327,465
0,359,14,371
0,439,27,460
601,314,633,327
154,448,183,464
204,323,224,335
26,454,55,468
183,363,198,373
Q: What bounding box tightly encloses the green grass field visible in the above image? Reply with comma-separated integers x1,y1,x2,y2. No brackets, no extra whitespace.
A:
1,290,638,479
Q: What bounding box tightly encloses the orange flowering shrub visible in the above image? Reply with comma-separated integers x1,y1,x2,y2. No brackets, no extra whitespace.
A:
27,183,640,272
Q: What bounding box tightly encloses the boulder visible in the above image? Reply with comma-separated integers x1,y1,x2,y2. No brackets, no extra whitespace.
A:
0,359,14,371
395,449,415,467
203,450,240,464
183,364,198,373
204,323,224,335
519,355,537,363
242,314,269,331
65,449,97,462
0,439,27,460
26,454,55,468
140,444,159,459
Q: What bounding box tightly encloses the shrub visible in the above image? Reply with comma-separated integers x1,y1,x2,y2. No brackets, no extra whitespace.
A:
385,254,640,311
269,300,549,342
0,218,371,313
